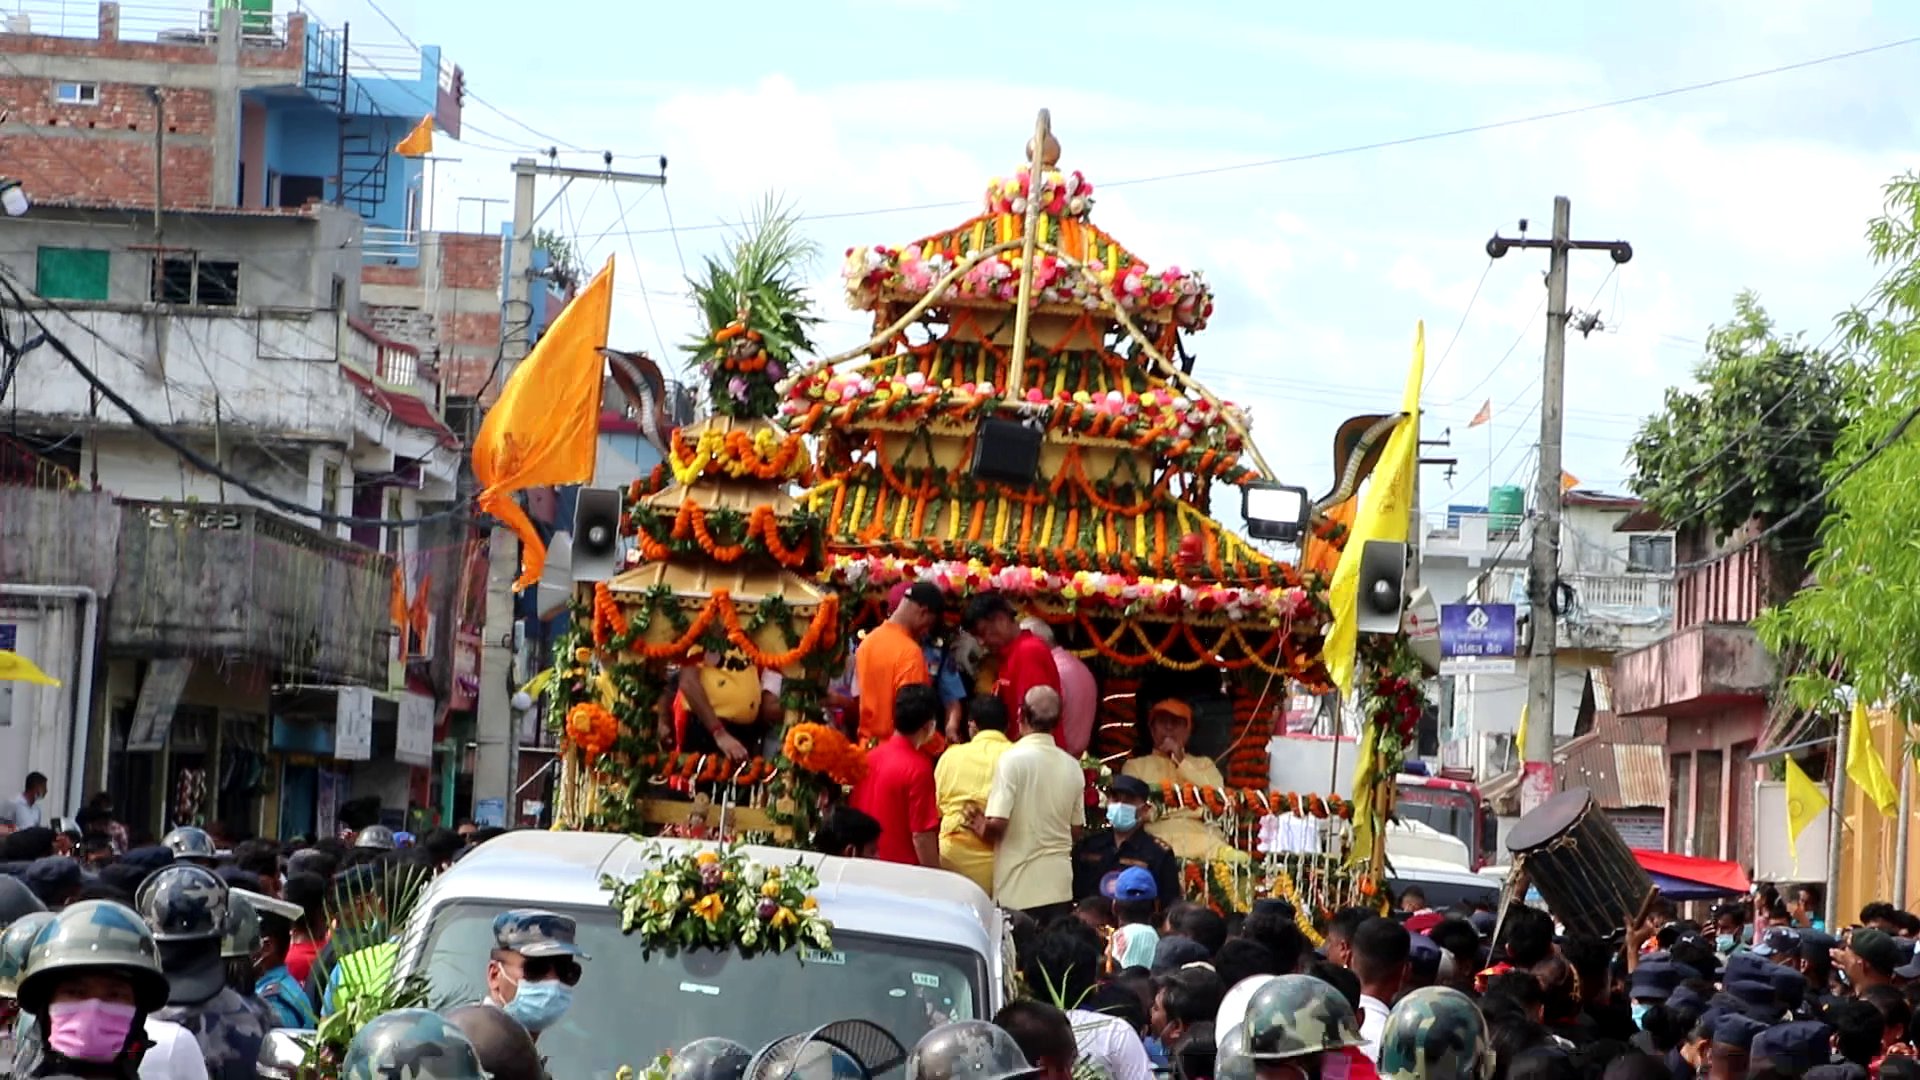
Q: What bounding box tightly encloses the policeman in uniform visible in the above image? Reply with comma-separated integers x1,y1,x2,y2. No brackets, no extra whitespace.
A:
1241,973,1368,1080
669,1037,756,1080
1071,776,1180,905
341,1008,487,1080
444,1004,544,1080
135,864,267,1079
1376,986,1496,1080
906,1020,1041,1080
1216,1024,1255,1080
0,910,56,1076
160,827,219,869
483,910,590,1042
11,900,174,1080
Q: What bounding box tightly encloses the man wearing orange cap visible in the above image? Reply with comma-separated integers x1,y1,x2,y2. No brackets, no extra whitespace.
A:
1119,699,1246,863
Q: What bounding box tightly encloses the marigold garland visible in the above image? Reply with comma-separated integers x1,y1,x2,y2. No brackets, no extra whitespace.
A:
565,703,620,761
669,427,810,486
781,723,868,786
635,502,816,568
638,753,780,785
602,587,841,669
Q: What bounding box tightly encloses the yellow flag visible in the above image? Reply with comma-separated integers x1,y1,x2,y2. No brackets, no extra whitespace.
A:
0,650,60,686
395,115,434,158
1784,754,1827,854
471,257,615,590
1325,323,1424,695
1849,698,1900,815
1514,704,1529,764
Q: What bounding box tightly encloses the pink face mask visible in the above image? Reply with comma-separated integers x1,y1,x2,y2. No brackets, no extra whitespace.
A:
46,999,138,1062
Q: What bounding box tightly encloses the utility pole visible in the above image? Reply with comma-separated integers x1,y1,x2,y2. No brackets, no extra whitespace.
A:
471,155,666,825
1488,198,1631,815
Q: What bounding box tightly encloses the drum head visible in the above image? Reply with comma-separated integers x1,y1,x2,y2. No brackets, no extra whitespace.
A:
1505,787,1596,853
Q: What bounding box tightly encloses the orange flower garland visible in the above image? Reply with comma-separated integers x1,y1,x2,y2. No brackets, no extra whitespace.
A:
635,503,814,569
637,753,780,785
566,703,619,761
782,723,868,786
601,586,840,669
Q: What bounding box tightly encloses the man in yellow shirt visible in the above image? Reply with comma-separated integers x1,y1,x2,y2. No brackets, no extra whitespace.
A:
933,694,1014,895
978,687,1087,923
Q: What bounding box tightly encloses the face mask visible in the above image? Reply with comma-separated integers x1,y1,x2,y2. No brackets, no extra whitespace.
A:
47,999,138,1063
1631,1003,1652,1030
1142,1035,1166,1065
503,978,573,1032
1715,934,1736,954
1107,804,1139,832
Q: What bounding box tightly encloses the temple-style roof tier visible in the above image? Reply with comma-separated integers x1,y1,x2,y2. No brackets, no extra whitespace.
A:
843,166,1214,331
813,461,1295,587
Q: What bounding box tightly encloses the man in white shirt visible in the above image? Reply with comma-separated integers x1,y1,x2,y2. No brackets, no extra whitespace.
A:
0,772,47,833
976,687,1085,923
1349,915,1410,1063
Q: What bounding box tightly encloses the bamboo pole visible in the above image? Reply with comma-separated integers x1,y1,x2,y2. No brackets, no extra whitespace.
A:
1006,109,1053,397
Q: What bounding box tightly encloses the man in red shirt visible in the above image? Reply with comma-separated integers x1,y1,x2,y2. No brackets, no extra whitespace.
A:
964,593,1062,744
847,683,943,866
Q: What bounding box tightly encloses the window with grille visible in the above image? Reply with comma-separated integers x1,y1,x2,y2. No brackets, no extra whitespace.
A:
1627,535,1673,574
150,255,240,307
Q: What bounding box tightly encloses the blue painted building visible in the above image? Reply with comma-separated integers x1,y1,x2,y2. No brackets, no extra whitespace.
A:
237,8,463,261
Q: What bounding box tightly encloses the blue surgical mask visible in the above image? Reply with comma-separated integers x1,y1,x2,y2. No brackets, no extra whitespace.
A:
1631,1003,1652,1030
1143,1036,1167,1065
1107,803,1140,832
1715,933,1736,954
503,979,573,1032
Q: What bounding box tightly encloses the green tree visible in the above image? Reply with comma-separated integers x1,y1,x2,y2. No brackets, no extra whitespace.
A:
1760,173,1920,711
1625,290,1852,589
533,228,583,291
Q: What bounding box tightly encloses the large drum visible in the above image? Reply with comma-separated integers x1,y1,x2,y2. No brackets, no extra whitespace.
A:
1504,786,1653,941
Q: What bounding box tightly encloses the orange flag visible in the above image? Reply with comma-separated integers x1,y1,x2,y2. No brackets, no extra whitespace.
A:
1560,470,1580,492
409,573,434,656
395,115,433,158
1468,399,1491,428
390,563,408,631
471,257,615,590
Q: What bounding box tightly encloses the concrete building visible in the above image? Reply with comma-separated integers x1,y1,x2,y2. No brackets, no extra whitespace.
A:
1613,522,1777,869
1421,489,1675,782
0,1,495,839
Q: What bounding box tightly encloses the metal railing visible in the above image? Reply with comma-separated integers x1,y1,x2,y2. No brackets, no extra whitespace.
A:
1479,567,1673,620
2,0,290,44
362,227,421,262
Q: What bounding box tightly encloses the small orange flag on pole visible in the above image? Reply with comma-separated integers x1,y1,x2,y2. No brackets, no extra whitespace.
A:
1560,470,1580,492
1467,399,1491,428
395,115,434,158
471,257,615,590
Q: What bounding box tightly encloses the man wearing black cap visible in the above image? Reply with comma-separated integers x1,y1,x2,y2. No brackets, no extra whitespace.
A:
1836,929,1901,994
1072,776,1178,906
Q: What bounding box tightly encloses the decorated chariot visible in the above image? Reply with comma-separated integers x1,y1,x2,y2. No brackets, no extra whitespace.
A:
544,113,1424,931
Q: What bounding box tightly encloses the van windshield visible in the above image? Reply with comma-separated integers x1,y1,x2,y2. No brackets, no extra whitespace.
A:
413,900,984,1079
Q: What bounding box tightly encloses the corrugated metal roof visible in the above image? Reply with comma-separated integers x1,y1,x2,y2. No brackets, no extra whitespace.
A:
1476,712,1669,815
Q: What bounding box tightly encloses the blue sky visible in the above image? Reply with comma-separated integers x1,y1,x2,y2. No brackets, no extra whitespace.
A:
317,0,1919,513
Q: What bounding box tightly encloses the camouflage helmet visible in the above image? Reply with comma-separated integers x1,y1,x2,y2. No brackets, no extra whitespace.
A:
906,1020,1040,1080
492,908,590,959
444,1003,544,1080
134,863,229,942
1242,973,1366,1061
222,890,261,959
1215,1022,1255,1080
1377,986,1495,1080
669,1037,756,1080
161,825,218,862
15,899,169,1015
342,1007,488,1080
355,824,398,851
0,910,56,998
0,875,47,928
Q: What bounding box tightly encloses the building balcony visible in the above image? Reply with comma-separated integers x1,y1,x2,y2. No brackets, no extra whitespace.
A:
1422,510,1531,565
108,499,395,686
1611,622,1773,718
1479,568,1673,652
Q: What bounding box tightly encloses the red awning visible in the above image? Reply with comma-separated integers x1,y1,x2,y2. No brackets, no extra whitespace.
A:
1632,848,1752,899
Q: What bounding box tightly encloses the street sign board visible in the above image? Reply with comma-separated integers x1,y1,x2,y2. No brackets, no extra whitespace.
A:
1438,603,1517,675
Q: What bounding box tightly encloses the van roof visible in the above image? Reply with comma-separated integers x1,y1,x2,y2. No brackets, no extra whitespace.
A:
417,831,1002,956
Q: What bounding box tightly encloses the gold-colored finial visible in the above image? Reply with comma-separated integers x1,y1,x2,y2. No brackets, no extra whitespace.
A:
1025,108,1059,168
